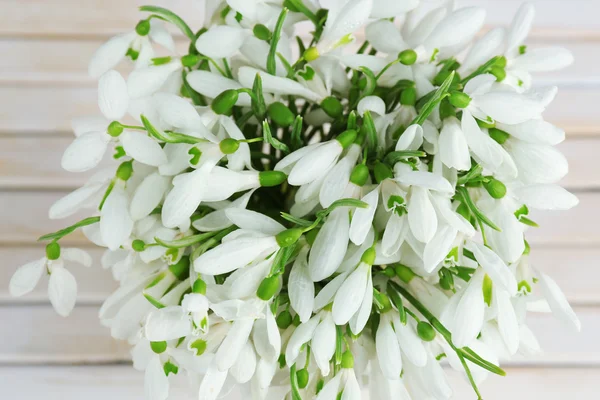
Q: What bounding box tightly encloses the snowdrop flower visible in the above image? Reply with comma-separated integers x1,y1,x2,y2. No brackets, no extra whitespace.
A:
315,350,361,400
9,243,91,316
89,19,175,78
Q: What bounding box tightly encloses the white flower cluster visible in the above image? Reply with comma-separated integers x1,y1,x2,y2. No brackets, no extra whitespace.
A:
10,1,580,399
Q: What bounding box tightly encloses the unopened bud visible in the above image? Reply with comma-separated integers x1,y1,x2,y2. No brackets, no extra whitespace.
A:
398,49,417,65
268,102,295,127
417,321,436,341
276,310,293,329
256,276,281,301
259,170,287,187
275,228,303,248
211,89,239,115
107,121,123,137
46,242,61,260
321,96,343,118
335,129,358,149
219,138,240,155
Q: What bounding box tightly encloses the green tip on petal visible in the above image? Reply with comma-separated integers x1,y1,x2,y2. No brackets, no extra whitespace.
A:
46,242,61,261
361,247,376,265
116,161,134,181
275,228,303,248
189,338,207,356
490,66,506,82
211,89,239,115
341,350,354,369
349,164,369,187
135,19,151,36
259,171,287,187
192,278,207,295
150,341,168,354
416,321,436,341
256,276,281,301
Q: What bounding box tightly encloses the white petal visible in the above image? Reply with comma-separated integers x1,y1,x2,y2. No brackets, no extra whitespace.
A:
266,307,281,356
290,142,343,186
471,242,518,295
315,373,342,400
225,208,285,236
312,313,337,376
453,276,485,348
496,289,519,355
229,341,257,384
506,3,535,55
339,54,388,74
285,315,320,365
161,166,210,228
376,318,402,380
127,63,181,98
513,184,579,210
349,272,373,335
396,170,453,193
61,132,110,172
506,141,568,184
159,143,194,176
320,145,360,207
313,272,348,311
460,28,505,75
496,119,565,146
154,93,207,133
475,91,544,125
321,0,373,49
145,306,191,341
130,173,170,221
145,357,169,400
439,117,471,171
148,20,175,51
538,271,581,332
423,225,458,273
370,0,418,19
461,110,503,168
196,26,247,59
395,319,427,367
395,124,423,151
9,258,46,297
186,70,251,106
365,19,406,54
216,318,253,371
198,363,228,400
381,213,408,256
341,370,361,400
121,131,168,166
71,116,110,137
349,188,379,245
193,191,253,231
424,7,486,50
48,267,77,317
61,248,92,267
407,186,437,243
358,96,386,116
98,70,129,120
308,208,350,281
194,236,278,275
238,67,321,102
289,248,315,323
100,185,133,251
332,264,369,325
511,47,574,72
49,183,104,219
89,32,135,78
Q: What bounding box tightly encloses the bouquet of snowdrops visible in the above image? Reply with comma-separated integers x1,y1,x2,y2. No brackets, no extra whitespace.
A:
10,0,580,399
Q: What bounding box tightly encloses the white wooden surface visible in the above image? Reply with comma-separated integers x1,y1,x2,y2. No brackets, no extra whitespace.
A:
1,0,599,399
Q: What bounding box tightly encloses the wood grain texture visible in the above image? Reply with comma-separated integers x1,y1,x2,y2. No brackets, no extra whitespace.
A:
0,136,595,189
0,304,597,365
0,365,598,400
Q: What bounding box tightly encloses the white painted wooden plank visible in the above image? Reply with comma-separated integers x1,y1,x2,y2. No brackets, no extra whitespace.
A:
1,245,597,306
0,86,597,135
0,246,116,304
1,37,597,86
0,304,597,365
0,191,598,246
0,137,594,190
0,137,115,189
1,0,597,38
0,365,598,399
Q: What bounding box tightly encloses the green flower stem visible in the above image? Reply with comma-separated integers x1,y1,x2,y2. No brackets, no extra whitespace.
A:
267,8,289,76
38,217,100,242
456,186,501,232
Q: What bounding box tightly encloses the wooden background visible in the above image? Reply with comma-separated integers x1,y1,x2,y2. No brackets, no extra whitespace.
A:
1,0,598,398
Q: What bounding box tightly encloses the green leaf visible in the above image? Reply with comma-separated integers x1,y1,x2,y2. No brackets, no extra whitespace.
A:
358,66,377,98
281,212,314,227
139,6,195,40
457,163,483,185
412,71,454,126
456,186,501,232
141,115,207,144
252,74,267,119
270,243,298,276
461,56,501,84
317,198,368,219
38,217,100,242
362,110,378,151
267,8,289,75
285,0,319,25
154,231,218,249
262,121,290,153
289,364,303,400
290,115,304,150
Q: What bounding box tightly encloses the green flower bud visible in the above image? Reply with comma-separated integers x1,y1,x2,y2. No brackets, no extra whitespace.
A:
296,368,309,389
303,46,320,62
192,278,207,295
276,310,293,329
400,87,417,106
152,56,172,66
256,276,281,301
361,247,376,266
335,129,358,149
253,24,272,41
374,162,393,183
259,170,287,187
398,49,417,65
107,121,124,137
488,128,510,144
150,341,167,354
490,66,506,82
483,177,507,199
189,338,207,356
495,56,507,68
132,239,146,252
135,19,151,36
181,54,200,67
448,91,471,109
349,164,369,186
321,96,343,118
395,264,416,283
46,242,61,261
219,138,240,155
169,256,190,281
268,102,295,127
341,350,354,369
275,228,303,248
416,321,436,342
211,89,239,115
116,161,134,181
